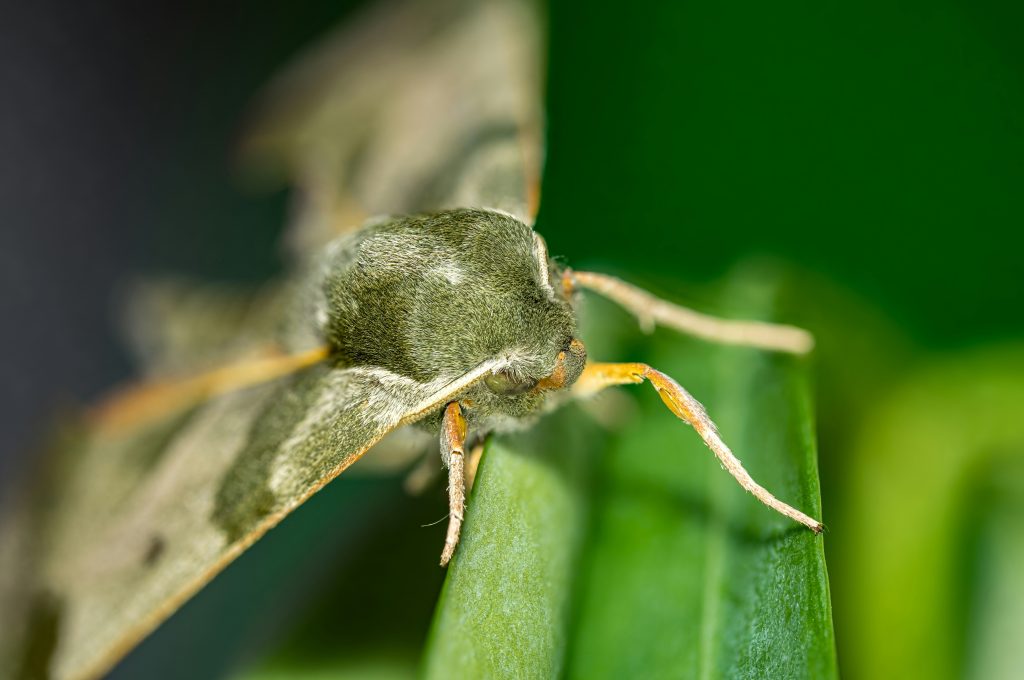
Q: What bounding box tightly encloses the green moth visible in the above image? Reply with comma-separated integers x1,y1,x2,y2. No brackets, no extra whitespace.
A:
0,1,820,679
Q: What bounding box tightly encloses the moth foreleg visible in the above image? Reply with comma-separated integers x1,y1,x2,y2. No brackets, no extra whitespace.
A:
465,441,485,492
440,401,469,566
403,439,482,498
567,270,814,355
574,362,823,533
91,344,331,430
403,451,441,496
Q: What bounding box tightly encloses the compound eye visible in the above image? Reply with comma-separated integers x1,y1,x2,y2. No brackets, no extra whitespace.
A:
484,370,538,396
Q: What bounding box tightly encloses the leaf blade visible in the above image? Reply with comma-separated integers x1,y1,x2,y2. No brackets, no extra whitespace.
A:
423,409,602,680
565,267,836,679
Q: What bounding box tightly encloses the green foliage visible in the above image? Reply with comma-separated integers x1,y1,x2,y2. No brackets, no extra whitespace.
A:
424,410,600,678
834,345,1024,680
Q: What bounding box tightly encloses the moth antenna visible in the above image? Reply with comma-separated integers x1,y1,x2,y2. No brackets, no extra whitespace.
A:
574,362,823,533
569,270,814,355
440,401,469,566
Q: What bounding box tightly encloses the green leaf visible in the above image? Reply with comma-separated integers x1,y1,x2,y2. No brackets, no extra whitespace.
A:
245,656,415,680
967,465,1024,680
426,265,837,678
423,408,604,679
834,345,1024,680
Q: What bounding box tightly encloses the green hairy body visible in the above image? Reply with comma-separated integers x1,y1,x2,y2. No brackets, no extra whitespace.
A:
319,208,585,432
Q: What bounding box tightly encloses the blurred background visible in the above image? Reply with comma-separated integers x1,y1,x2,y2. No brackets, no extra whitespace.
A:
2,1,1022,678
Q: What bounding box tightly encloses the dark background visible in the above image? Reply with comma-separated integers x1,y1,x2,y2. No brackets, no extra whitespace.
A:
2,0,1022,492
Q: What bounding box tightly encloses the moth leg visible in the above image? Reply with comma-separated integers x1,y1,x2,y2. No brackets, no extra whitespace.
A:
440,402,469,566
566,270,814,355
404,439,480,497
465,441,485,492
403,451,441,496
92,344,331,431
574,362,824,533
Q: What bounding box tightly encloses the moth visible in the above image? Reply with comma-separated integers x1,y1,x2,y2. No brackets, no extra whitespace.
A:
0,0,821,678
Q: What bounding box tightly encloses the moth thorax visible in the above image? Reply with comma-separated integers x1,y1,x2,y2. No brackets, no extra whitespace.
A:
320,209,580,392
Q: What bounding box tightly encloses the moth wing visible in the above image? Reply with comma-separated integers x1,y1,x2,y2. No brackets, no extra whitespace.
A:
1,359,501,680
117,277,293,377
242,0,544,256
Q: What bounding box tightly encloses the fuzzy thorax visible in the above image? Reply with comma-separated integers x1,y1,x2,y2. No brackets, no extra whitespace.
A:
318,208,584,433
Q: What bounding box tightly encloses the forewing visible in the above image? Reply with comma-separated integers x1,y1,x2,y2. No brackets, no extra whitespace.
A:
242,0,544,255
1,360,500,680
117,274,327,379
117,277,293,377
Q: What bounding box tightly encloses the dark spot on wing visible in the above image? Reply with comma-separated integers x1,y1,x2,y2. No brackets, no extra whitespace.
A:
142,534,166,567
15,590,62,680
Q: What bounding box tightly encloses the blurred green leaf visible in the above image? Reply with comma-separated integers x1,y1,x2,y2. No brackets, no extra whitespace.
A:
835,345,1024,680
245,656,414,680
966,458,1024,680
